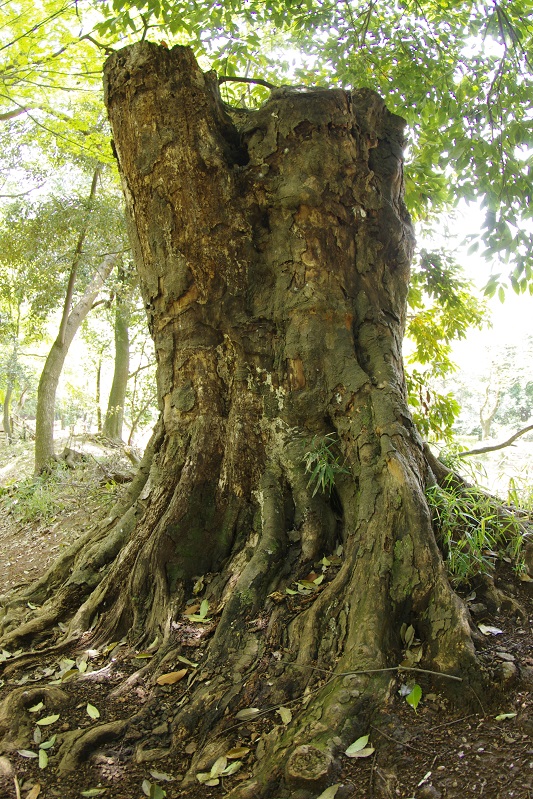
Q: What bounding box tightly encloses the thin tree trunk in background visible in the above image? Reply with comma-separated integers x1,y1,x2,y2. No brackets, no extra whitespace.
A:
3,382,13,443
480,379,500,439
95,356,103,433
34,254,117,473
127,394,155,445
3,317,20,444
34,166,103,472
102,265,130,440
58,167,101,346
33,165,102,472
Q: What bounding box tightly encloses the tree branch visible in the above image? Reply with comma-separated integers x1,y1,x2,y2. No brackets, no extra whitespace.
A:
459,423,533,457
218,75,277,90
0,181,47,198
0,106,30,121
128,361,155,380
80,34,116,56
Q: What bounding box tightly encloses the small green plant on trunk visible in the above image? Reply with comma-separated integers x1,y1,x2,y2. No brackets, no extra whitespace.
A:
302,433,349,497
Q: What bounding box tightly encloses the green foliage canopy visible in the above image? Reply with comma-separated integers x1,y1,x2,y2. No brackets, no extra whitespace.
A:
406,248,487,440
2,1,531,285
89,0,533,292
0,0,115,164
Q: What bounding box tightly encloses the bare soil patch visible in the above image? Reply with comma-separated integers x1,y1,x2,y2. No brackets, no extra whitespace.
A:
0,435,133,592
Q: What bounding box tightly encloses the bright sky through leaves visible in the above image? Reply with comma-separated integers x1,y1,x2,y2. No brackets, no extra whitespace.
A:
1,0,531,285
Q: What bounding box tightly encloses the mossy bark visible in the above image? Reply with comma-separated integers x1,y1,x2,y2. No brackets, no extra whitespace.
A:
0,42,485,797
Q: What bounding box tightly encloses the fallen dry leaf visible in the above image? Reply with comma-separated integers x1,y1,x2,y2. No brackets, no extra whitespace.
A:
156,669,188,685
226,746,250,759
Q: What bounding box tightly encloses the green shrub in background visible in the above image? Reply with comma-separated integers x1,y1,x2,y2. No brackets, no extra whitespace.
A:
426,478,528,585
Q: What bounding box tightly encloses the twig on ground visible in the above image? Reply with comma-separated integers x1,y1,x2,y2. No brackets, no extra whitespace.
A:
370,724,432,756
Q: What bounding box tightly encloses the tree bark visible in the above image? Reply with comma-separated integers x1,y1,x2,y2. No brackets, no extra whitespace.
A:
95,356,103,433
102,266,130,440
3,333,19,444
34,254,117,473
0,42,486,798
2,381,13,443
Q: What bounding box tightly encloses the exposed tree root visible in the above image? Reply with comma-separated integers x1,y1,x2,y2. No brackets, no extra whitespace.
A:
58,719,129,772
0,640,79,679
0,686,70,751
0,423,160,647
0,433,499,794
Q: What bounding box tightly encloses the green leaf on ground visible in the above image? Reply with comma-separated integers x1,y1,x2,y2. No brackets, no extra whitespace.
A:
177,655,198,667
345,735,369,755
148,770,175,781
36,714,60,725
86,703,100,719
406,684,422,711
17,750,38,758
235,707,261,720
222,761,243,776
226,746,250,759
39,734,56,750
345,734,375,758
316,786,341,799
277,707,292,725
210,756,228,777
141,780,167,798
197,773,217,784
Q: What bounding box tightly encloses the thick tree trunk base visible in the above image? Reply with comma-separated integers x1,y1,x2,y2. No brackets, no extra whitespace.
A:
0,435,490,796
0,42,504,797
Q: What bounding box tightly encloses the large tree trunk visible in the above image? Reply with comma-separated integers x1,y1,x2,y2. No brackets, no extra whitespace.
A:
0,42,485,798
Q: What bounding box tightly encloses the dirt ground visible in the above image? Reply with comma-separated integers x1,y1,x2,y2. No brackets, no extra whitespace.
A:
0,436,532,799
